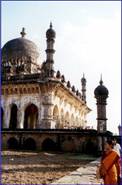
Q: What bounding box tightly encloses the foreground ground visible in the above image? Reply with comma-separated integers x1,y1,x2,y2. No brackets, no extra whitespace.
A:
2,150,96,184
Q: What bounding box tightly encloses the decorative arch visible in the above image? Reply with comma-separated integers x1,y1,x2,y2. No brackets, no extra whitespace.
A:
53,105,59,119
9,104,18,130
24,103,38,129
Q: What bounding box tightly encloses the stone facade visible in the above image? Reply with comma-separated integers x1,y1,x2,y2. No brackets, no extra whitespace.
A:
1,80,90,130
1,24,112,154
1,24,91,132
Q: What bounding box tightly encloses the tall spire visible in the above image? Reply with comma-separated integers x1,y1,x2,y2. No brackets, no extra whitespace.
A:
50,21,52,29
45,22,56,77
81,73,86,103
45,22,56,62
100,74,103,85
20,27,26,38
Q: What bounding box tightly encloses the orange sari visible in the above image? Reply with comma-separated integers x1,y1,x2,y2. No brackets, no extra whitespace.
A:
101,150,120,185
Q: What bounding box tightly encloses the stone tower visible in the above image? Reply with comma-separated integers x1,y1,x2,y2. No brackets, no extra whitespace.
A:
81,73,86,103
44,22,56,78
94,76,109,133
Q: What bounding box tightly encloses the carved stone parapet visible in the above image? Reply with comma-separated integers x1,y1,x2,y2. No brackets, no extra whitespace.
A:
2,85,40,95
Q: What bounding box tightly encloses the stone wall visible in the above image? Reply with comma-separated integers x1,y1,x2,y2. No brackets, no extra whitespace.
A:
2,130,103,155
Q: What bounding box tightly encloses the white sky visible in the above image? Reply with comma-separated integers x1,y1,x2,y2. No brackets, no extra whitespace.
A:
2,1,121,134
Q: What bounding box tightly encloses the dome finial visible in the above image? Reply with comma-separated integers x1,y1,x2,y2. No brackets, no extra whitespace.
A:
50,22,53,29
100,74,103,85
20,27,26,38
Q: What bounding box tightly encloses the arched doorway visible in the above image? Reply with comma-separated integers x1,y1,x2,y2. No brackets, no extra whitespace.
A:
24,104,38,129
42,138,57,151
9,104,18,130
1,107,4,129
23,138,36,150
53,105,59,128
7,137,19,149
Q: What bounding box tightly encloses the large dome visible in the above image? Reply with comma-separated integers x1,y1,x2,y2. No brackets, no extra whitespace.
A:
2,37,39,61
2,28,40,75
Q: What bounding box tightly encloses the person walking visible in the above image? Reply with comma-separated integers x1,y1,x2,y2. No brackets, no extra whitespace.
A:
98,140,120,185
112,138,121,157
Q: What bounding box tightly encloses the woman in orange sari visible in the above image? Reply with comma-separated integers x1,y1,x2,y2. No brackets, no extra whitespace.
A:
99,140,120,185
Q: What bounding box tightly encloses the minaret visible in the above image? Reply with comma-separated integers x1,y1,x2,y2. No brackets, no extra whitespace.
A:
45,22,56,77
81,73,86,103
94,76,109,133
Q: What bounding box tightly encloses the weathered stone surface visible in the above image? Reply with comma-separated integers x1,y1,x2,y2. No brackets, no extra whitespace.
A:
51,159,103,184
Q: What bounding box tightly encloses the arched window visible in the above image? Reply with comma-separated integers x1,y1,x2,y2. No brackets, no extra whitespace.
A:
9,104,18,130
24,104,38,129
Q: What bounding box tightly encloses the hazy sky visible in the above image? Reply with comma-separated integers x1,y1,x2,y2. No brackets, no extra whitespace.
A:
2,1,121,134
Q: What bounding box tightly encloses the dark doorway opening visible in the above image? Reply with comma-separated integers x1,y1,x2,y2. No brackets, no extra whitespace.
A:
42,138,57,151
9,104,18,130
7,137,19,149
24,104,38,129
23,138,36,150
85,140,97,155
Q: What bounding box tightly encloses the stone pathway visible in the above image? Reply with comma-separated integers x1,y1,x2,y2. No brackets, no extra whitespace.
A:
52,158,103,185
